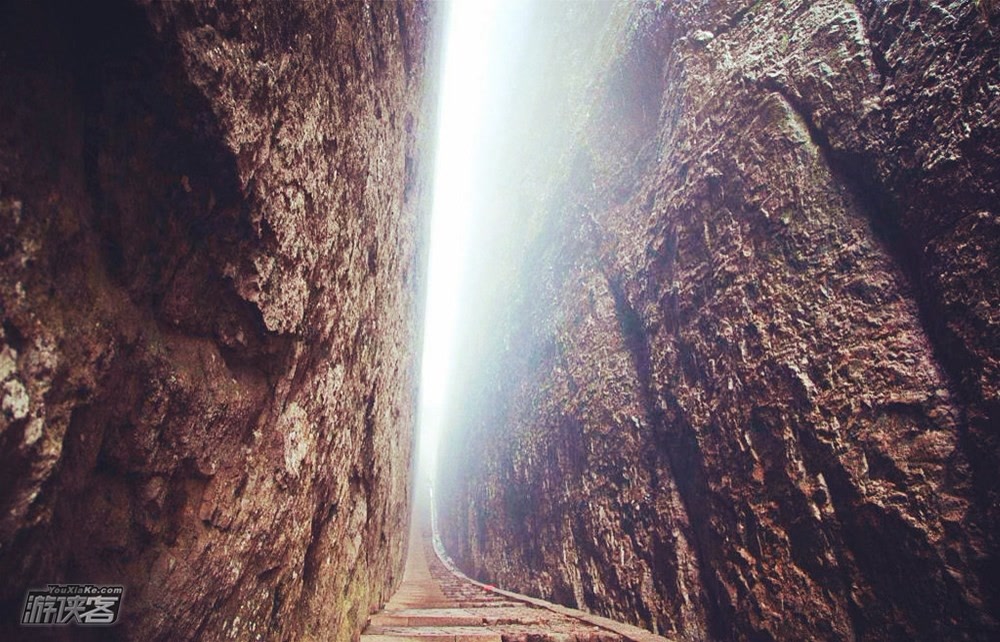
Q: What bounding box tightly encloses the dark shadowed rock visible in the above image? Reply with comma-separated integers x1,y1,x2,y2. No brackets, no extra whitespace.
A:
437,1,999,640
0,0,435,640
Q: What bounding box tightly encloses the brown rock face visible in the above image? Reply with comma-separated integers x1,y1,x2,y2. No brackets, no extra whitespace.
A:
0,0,434,640
437,1,999,641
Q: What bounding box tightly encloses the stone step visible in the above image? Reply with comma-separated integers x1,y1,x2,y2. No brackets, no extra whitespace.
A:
361,626,502,641
361,522,666,642
369,609,482,627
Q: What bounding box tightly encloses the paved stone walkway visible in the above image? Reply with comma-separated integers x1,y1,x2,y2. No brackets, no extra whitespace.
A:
361,519,671,642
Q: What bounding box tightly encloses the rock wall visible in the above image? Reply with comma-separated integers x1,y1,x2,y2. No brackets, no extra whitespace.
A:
436,1,999,640
0,0,434,640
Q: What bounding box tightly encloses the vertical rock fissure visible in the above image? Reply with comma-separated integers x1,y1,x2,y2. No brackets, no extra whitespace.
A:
434,1,999,639
764,75,998,625
602,266,729,640
763,79,969,412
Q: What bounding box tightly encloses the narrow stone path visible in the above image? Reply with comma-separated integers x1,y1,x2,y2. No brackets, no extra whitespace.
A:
361,518,671,642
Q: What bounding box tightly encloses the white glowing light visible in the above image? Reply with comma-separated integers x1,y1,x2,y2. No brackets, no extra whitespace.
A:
417,0,509,480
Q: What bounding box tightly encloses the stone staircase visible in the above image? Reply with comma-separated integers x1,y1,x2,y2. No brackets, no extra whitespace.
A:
361,520,671,642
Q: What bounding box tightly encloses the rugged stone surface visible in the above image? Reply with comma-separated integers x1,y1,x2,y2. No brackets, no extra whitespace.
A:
0,0,434,640
437,1,1000,640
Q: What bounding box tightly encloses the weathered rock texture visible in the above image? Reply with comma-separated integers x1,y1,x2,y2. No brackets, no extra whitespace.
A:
437,1,1000,640
0,0,434,640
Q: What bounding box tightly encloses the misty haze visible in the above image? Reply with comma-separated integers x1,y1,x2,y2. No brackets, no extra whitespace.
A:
0,1,998,641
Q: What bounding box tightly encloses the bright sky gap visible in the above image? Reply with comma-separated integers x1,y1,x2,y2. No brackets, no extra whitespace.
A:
417,0,537,486
417,1,496,480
